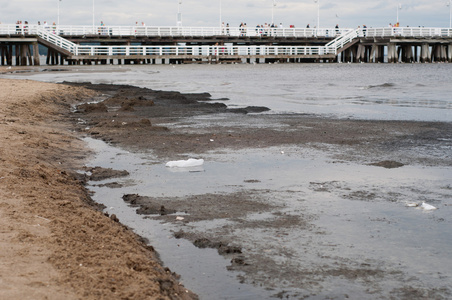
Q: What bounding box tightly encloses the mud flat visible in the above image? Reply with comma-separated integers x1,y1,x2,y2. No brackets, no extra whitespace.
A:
69,82,452,299
0,79,196,299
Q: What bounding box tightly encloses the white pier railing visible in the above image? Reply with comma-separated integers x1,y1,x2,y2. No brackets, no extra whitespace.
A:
2,24,451,39
35,28,77,53
73,45,337,57
0,24,351,38
360,27,452,38
326,29,359,51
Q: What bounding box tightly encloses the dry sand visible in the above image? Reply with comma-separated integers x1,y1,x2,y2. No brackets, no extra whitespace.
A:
0,78,196,299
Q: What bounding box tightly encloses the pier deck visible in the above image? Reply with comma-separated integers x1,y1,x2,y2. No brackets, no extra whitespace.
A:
1,25,451,65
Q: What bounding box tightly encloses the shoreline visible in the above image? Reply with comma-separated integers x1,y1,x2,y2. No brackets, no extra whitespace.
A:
1,78,451,298
0,78,196,299
67,81,452,166
68,81,451,298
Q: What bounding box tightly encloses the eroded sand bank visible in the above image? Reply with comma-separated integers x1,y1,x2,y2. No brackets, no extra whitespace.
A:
0,78,196,299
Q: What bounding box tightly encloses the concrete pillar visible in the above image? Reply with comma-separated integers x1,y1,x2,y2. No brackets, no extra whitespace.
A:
356,44,366,62
447,44,452,62
32,42,40,66
420,43,431,63
351,46,358,62
51,51,56,65
387,43,398,63
342,49,350,62
441,45,447,62
366,45,372,62
370,44,378,62
401,45,414,63
27,45,33,65
15,45,20,66
379,46,385,63
431,45,442,62
414,46,419,63
7,45,13,65
0,45,5,66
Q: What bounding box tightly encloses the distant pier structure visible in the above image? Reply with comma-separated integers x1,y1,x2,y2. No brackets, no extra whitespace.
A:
1,24,451,66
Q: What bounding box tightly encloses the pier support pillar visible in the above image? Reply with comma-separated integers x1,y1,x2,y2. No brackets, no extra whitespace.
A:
32,42,40,66
343,48,351,62
0,45,9,66
440,45,447,62
401,45,414,63
420,43,431,63
414,46,419,62
432,44,447,62
387,43,398,63
351,46,358,63
356,44,366,62
379,46,385,63
15,45,20,66
448,44,452,62
8,45,13,65
370,44,382,63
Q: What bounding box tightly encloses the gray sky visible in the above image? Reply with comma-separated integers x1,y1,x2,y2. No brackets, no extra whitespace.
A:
1,0,451,28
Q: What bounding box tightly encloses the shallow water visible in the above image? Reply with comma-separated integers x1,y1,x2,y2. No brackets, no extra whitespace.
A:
3,63,451,297
3,63,452,121
85,137,452,299
85,138,274,299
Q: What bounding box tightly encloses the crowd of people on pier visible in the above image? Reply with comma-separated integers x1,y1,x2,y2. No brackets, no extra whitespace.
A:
221,21,320,37
13,20,57,35
6,19,424,39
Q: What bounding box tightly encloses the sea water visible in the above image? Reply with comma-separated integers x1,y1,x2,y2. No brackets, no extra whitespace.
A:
2,64,452,298
3,63,451,121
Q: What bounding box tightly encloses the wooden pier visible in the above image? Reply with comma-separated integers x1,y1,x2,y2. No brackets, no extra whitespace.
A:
1,25,451,66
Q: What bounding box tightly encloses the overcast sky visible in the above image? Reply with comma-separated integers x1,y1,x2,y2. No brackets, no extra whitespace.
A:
1,0,451,28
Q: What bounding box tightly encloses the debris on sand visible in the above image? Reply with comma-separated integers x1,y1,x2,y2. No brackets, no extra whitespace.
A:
166,158,204,168
420,202,438,211
405,202,438,211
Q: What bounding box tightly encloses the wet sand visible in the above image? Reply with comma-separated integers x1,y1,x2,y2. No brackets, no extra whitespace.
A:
0,79,196,299
68,82,452,298
69,82,451,165
2,78,451,299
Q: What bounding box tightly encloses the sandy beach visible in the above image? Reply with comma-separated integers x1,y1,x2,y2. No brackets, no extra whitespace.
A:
1,76,451,299
0,78,196,299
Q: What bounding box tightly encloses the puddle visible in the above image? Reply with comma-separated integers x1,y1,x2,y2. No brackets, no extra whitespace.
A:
84,137,452,299
84,138,273,299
